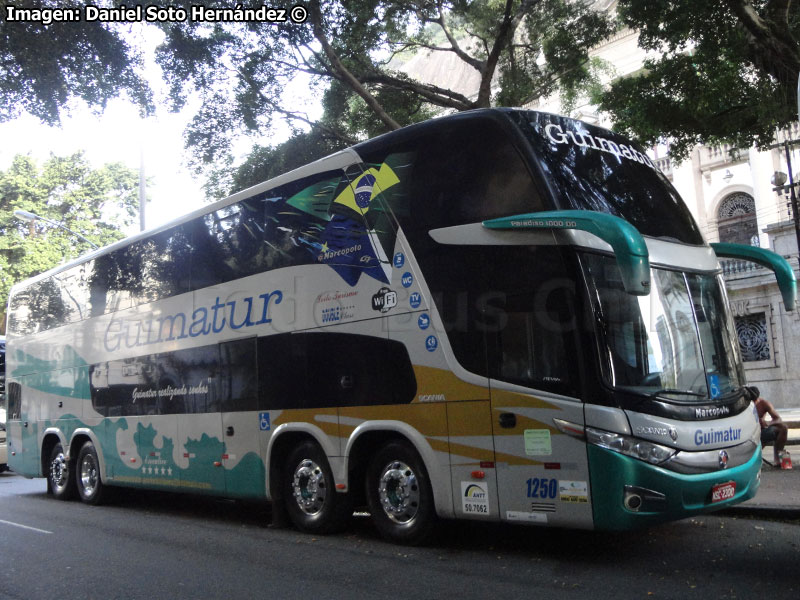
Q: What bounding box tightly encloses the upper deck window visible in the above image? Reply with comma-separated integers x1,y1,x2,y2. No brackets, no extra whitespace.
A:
510,112,705,245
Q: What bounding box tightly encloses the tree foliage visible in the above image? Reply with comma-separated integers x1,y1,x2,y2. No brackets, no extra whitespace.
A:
0,153,140,330
598,0,800,161
154,0,615,175
2,2,617,203
0,3,152,124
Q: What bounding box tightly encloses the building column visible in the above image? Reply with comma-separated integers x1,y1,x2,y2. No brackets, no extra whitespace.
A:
690,147,709,239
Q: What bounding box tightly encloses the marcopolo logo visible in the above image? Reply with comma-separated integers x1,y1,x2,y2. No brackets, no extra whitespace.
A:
317,243,362,262
695,405,730,419
371,287,398,313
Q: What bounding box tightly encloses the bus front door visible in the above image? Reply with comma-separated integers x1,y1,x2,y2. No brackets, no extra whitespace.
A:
490,386,593,528
219,338,264,499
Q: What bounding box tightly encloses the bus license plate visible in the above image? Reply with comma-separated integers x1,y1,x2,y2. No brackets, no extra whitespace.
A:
711,481,736,503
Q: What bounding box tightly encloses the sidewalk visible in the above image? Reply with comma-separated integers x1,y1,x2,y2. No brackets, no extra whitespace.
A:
721,450,800,520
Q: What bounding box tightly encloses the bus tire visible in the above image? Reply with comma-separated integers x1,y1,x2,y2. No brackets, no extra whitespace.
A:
47,442,76,500
366,440,436,545
284,441,352,535
76,441,107,505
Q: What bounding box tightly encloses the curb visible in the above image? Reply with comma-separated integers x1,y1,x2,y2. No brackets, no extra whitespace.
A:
718,505,800,520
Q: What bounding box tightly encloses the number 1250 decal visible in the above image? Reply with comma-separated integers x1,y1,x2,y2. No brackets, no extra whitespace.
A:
526,477,558,499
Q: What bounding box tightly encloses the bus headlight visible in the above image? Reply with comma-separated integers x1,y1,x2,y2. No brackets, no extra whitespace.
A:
586,427,676,465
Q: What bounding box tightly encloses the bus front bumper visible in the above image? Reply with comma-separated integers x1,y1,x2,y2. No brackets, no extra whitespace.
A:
588,444,761,531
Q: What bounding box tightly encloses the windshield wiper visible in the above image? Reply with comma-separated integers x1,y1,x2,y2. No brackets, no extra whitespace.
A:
648,388,706,398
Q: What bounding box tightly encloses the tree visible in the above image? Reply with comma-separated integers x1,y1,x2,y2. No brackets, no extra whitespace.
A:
0,153,140,331
597,0,800,161
155,0,615,173
0,5,152,124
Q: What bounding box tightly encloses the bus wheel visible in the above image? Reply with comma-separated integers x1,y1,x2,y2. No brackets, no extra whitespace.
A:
48,443,76,500
284,441,351,534
76,441,107,505
366,441,436,545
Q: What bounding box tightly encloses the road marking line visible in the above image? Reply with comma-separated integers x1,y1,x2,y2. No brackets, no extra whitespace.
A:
0,519,53,534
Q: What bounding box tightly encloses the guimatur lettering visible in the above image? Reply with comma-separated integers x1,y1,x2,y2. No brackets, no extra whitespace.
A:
104,290,283,352
544,123,656,170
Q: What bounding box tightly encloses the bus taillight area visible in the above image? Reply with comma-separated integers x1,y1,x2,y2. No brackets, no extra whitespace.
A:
587,440,762,531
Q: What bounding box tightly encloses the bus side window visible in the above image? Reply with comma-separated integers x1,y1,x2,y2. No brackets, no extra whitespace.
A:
17,278,70,334
7,382,21,420
219,339,257,412
257,332,416,409
257,333,306,410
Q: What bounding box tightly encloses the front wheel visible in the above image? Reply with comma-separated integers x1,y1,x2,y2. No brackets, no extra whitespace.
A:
76,441,108,505
48,442,76,500
284,441,352,534
366,441,436,545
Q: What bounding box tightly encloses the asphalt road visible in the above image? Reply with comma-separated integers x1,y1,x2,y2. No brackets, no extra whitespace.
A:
0,470,797,600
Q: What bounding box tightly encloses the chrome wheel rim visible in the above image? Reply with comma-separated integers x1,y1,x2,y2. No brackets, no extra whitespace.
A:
377,460,419,524
291,459,327,516
50,451,69,492
80,453,98,497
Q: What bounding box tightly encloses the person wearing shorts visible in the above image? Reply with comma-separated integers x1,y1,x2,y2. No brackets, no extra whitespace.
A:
747,386,789,466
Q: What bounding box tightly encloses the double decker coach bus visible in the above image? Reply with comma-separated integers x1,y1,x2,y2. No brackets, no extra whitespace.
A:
6,109,796,544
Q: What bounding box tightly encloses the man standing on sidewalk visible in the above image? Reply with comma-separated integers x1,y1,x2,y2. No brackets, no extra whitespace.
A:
747,386,790,467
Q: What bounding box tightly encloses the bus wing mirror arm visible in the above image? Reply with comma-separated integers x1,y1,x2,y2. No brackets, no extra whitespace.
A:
482,210,651,296
711,242,797,311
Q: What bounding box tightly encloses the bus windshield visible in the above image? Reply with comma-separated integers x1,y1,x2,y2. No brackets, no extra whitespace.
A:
582,253,744,401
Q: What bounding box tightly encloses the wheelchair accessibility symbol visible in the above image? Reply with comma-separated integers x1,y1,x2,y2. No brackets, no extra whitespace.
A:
259,412,271,431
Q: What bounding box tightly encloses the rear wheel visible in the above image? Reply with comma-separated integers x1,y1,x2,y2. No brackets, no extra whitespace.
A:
48,443,76,500
366,441,436,545
284,441,352,534
76,441,107,505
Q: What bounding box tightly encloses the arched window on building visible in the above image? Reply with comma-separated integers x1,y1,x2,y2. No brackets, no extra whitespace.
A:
717,192,772,364
717,192,758,246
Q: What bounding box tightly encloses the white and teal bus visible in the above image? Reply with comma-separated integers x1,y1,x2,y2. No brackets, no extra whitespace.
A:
6,110,796,544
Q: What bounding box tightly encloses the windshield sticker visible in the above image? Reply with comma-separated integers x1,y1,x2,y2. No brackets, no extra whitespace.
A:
461,482,490,515
417,313,430,330
524,429,552,456
401,271,413,288
393,252,405,268
559,480,588,503
409,292,422,309
707,374,721,399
